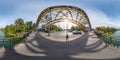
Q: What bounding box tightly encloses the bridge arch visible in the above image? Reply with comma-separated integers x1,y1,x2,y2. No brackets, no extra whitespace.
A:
34,5,91,30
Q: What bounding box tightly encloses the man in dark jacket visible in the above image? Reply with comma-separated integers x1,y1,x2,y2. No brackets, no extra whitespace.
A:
66,34,69,44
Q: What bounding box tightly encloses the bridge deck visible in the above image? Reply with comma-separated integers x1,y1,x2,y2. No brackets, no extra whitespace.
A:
0,31,120,60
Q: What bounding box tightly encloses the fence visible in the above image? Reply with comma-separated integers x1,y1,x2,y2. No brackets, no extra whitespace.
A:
101,36,120,48
0,31,32,48
94,30,120,48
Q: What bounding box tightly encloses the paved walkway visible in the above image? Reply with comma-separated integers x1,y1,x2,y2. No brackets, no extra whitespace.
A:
40,31,83,42
0,31,120,60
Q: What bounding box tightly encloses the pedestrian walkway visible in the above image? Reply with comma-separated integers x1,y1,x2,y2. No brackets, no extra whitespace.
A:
0,31,120,60
40,31,82,42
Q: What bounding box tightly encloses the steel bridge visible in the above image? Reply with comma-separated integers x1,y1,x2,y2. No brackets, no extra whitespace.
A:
34,5,92,30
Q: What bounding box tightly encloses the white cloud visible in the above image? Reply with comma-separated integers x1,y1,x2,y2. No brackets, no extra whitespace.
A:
84,7,119,28
0,1,120,29
0,21,9,28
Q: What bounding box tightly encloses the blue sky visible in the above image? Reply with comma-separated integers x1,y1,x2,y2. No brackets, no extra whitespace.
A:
0,0,120,28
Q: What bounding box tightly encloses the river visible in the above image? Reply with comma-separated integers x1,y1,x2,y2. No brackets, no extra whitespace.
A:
0,31,13,48
0,31,5,39
0,31,5,47
112,30,120,39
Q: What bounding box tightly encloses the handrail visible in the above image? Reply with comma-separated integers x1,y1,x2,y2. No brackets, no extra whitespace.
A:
94,31,120,48
111,36,120,40
0,31,32,48
112,38,120,40
0,38,10,40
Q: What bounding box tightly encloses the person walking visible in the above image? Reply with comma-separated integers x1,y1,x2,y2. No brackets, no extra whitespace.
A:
66,33,69,44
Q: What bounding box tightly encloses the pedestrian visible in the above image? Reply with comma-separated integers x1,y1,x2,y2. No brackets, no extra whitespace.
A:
66,34,69,44
80,31,82,35
48,31,50,36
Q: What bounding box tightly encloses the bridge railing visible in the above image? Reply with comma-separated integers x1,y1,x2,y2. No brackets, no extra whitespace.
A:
0,31,32,48
94,30,120,48
101,36,120,48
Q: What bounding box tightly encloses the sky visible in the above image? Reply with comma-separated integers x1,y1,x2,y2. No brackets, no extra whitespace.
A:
0,0,120,28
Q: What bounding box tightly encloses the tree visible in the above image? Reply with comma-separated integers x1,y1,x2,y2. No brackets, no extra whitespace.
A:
14,18,25,33
3,24,16,37
95,26,117,37
15,18,25,26
71,24,85,31
0,28,5,32
1,18,35,38
79,24,85,30
45,24,62,31
25,21,33,32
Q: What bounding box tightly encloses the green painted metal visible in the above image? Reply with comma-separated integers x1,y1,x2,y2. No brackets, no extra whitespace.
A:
94,31,120,48
100,36,120,48
0,31,32,48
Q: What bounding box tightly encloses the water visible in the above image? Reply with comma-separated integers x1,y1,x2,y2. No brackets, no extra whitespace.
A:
0,31,5,47
0,31,5,39
112,31,120,39
0,31,11,48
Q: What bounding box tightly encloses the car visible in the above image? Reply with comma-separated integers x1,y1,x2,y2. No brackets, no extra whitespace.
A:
44,30,50,33
72,30,81,34
50,30,56,33
41,30,50,33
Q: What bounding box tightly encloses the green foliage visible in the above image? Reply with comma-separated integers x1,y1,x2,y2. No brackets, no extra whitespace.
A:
71,24,85,31
95,26,117,37
4,24,17,37
2,18,34,38
15,18,25,33
45,24,62,31
25,21,33,32
0,28,5,32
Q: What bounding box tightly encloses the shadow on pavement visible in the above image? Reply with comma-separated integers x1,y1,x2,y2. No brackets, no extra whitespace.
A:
0,31,120,60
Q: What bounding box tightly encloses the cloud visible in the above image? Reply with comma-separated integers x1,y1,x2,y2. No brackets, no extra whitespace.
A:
0,17,15,28
0,0,120,29
0,21,9,28
67,3,120,28
83,6,119,28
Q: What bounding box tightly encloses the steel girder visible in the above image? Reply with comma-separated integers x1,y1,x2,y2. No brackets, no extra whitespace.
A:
34,5,91,30
42,18,83,29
